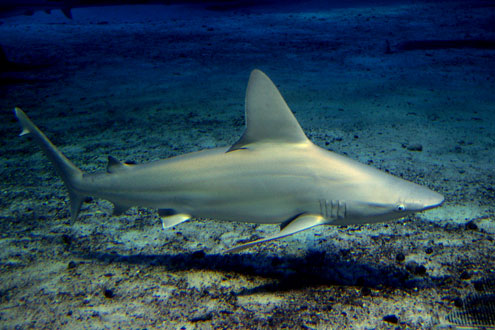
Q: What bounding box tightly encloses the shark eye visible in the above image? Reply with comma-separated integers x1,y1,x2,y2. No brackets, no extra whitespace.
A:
395,204,406,212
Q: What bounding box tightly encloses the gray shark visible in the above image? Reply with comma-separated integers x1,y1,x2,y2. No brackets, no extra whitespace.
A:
15,69,444,252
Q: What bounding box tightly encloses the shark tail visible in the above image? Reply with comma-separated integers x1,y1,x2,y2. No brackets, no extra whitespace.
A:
15,107,85,221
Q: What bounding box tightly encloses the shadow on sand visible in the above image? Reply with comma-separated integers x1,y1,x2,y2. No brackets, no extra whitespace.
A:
73,247,443,295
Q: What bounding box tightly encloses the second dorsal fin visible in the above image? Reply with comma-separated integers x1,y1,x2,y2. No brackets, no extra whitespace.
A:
107,156,135,173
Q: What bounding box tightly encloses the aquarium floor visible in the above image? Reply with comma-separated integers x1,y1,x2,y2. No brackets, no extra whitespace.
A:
0,1,494,329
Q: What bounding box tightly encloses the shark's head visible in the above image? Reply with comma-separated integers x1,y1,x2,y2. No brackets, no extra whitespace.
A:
339,169,445,224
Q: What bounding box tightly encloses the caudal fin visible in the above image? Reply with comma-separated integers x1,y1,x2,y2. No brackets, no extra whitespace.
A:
15,107,86,221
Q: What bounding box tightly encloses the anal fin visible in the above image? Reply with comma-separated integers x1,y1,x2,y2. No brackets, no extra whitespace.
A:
159,209,191,229
224,214,327,253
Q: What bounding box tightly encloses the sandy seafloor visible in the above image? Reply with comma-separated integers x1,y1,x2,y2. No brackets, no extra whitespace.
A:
0,1,494,329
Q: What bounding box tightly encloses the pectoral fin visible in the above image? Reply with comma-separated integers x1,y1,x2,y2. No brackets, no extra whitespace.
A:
224,214,326,253
158,209,191,229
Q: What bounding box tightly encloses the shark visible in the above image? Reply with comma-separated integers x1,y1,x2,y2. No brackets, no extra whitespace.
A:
15,69,444,252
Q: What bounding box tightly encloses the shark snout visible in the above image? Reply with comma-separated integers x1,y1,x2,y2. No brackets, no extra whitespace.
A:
395,179,444,213
410,187,444,212
423,190,444,210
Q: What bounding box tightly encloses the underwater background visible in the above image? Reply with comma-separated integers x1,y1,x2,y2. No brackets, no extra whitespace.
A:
0,0,494,328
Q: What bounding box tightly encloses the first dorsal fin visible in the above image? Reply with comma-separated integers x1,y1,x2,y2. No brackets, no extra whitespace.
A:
107,156,135,173
228,69,309,152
